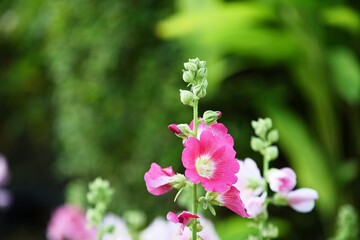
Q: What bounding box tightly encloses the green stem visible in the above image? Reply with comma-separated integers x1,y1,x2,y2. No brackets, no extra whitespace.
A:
192,98,199,240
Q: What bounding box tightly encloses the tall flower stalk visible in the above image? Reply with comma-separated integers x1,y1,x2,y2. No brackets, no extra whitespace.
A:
144,58,248,240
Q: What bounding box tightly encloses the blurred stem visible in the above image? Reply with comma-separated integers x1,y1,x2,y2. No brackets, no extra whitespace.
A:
192,98,199,240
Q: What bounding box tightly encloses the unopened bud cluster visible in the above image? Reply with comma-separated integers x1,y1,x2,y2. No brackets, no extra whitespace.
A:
180,58,209,105
86,178,114,238
251,118,279,162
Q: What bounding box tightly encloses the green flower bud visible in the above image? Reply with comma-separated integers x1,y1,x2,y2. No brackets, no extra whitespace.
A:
182,70,195,83
203,110,221,125
179,90,194,106
184,62,197,72
171,174,190,189
86,208,101,225
197,67,208,79
198,60,206,68
177,124,193,137
124,210,146,230
267,129,279,143
265,146,278,161
264,118,273,129
193,79,207,98
189,58,200,66
262,223,279,239
251,137,265,152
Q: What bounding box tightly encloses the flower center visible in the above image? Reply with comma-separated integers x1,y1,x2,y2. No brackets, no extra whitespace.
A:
195,155,215,179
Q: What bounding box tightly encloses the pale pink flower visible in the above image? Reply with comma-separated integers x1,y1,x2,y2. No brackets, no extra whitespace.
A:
180,216,220,240
140,216,219,240
267,168,296,193
167,211,199,235
0,155,11,208
216,186,249,217
234,158,265,199
245,193,267,217
0,155,9,186
47,204,96,240
233,159,266,217
284,188,319,213
140,217,178,240
102,213,132,240
182,130,238,192
144,163,175,195
0,189,11,208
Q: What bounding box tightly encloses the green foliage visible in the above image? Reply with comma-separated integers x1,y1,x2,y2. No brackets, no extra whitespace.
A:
330,205,359,240
0,0,359,238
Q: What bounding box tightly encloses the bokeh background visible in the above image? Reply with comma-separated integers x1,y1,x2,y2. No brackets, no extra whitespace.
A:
0,0,359,239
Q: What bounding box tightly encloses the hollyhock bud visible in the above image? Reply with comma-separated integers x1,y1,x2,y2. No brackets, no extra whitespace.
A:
184,62,197,72
167,211,199,235
144,163,175,195
182,71,195,83
267,129,279,143
196,67,208,79
179,90,194,106
168,124,181,135
168,123,193,140
203,110,222,125
250,137,265,152
267,168,296,193
285,188,319,213
193,79,208,98
264,146,278,161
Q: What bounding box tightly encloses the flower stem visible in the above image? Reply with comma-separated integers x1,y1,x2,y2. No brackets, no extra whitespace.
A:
192,98,199,240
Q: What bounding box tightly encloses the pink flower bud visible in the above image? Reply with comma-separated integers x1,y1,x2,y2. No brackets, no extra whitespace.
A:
286,188,319,213
168,124,181,135
267,167,296,193
144,163,175,195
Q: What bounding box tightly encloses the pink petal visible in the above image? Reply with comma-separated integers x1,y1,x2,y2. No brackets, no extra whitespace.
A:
218,186,249,217
144,163,175,196
267,167,296,193
166,212,179,223
287,188,318,213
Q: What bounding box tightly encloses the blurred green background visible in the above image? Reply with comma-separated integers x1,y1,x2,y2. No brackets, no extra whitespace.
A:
0,0,359,239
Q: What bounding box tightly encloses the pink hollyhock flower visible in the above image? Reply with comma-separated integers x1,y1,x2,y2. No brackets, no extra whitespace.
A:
190,122,233,145
216,186,249,217
234,158,265,199
47,204,96,240
144,163,175,195
167,211,199,235
267,168,296,193
284,188,319,213
182,130,238,192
